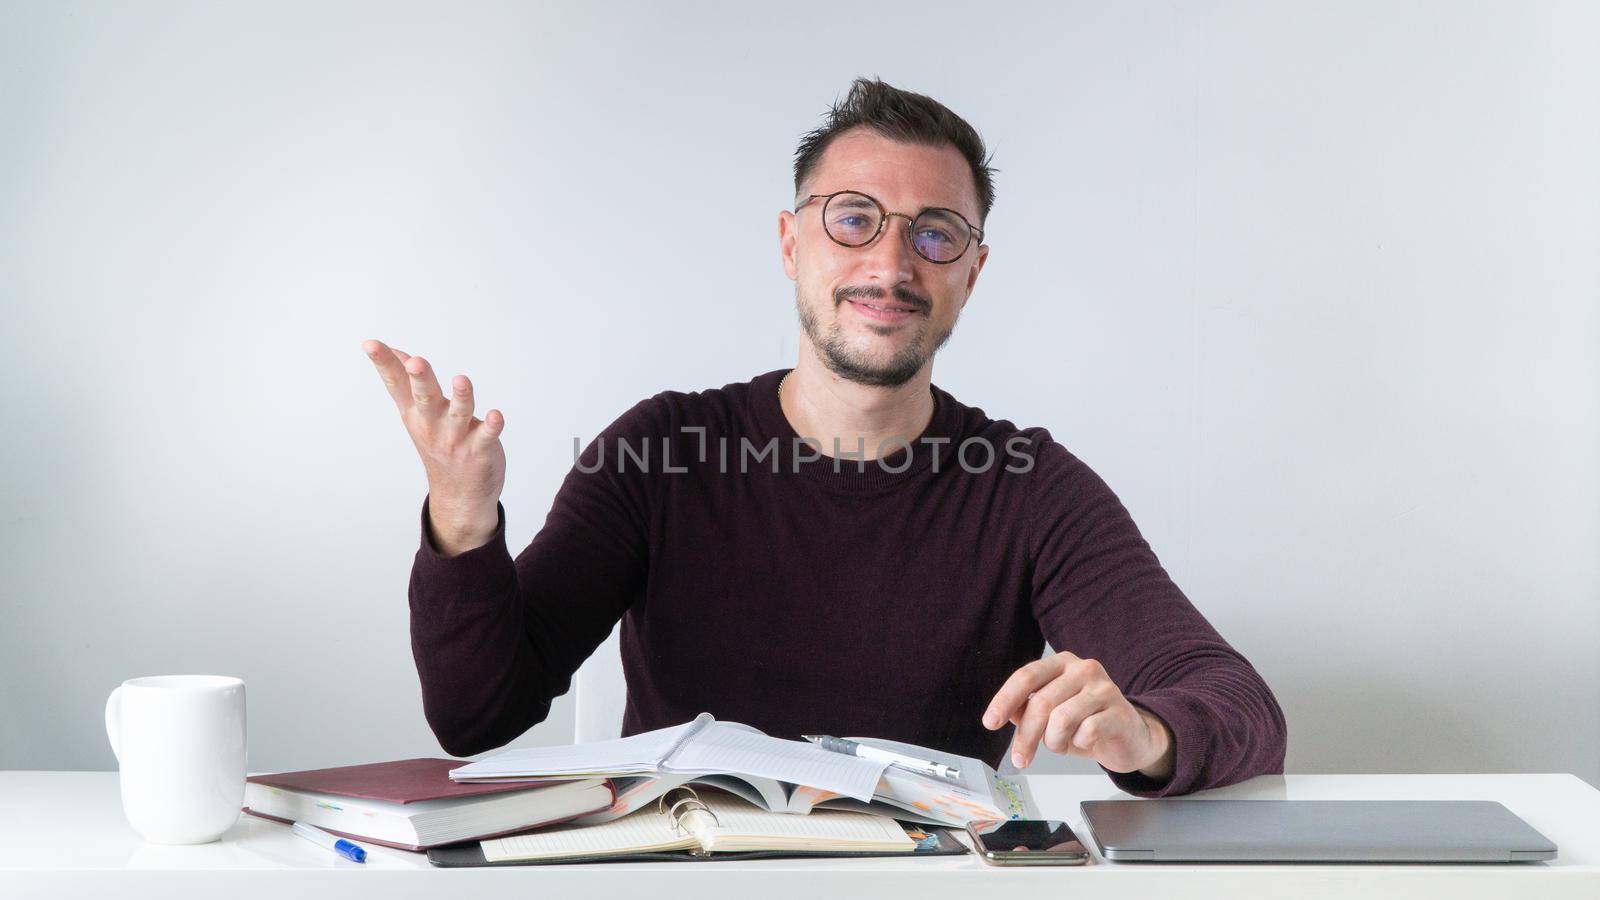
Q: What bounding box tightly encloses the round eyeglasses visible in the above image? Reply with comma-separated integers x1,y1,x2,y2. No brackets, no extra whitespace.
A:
793,190,984,265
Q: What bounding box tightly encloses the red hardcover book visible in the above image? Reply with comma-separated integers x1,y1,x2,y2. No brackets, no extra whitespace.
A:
242,757,614,852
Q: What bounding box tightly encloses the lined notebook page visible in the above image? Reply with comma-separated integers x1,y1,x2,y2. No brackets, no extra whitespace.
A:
665,723,889,801
480,811,693,861
688,793,915,852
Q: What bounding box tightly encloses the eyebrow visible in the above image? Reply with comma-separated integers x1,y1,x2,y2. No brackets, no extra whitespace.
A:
829,192,967,219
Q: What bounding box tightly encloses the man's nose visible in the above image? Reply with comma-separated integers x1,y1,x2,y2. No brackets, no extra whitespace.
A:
859,214,920,283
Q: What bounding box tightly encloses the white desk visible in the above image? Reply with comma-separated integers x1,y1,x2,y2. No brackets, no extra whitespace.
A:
3,771,1597,898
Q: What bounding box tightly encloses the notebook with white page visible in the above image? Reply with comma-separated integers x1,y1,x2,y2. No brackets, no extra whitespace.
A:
449,713,1037,828
448,713,890,802
478,789,917,862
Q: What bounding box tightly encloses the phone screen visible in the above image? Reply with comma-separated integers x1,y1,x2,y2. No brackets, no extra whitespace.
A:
973,819,1087,855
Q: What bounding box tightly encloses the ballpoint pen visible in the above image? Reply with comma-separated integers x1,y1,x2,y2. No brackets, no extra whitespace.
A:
292,821,368,863
803,735,963,783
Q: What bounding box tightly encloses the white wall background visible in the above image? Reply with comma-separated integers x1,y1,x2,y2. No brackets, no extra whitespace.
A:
2,0,1595,786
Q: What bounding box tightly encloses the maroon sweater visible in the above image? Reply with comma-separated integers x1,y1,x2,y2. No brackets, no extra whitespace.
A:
408,368,1287,797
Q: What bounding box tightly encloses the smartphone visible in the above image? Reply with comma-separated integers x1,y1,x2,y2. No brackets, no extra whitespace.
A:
965,819,1091,866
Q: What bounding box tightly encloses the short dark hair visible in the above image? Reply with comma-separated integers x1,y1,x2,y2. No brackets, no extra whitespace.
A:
793,76,998,228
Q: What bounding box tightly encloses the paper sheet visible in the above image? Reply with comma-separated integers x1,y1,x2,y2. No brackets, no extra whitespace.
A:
451,716,703,780
481,811,690,861
665,722,889,801
692,792,912,844
450,714,889,802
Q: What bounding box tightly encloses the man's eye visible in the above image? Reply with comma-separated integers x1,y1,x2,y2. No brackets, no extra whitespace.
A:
919,229,954,244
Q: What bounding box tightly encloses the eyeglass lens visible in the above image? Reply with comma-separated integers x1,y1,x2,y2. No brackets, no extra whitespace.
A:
822,192,971,263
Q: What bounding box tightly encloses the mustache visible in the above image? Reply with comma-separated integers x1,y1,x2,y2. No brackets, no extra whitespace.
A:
834,285,930,313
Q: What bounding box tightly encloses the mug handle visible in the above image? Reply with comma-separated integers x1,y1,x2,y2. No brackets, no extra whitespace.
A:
104,685,123,762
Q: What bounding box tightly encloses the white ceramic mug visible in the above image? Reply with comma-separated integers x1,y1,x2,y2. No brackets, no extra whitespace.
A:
104,675,247,844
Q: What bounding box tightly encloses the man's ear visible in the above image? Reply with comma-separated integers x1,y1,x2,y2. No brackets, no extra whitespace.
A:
779,210,799,281
961,242,989,306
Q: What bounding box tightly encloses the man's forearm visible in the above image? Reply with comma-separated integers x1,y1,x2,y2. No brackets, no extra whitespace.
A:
427,494,500,557
409,497,563,756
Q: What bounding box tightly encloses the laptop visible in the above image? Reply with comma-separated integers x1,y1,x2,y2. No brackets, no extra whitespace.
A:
1079,800,1558,862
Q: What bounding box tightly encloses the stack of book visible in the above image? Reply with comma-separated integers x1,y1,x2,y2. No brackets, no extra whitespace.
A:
428,713,1037,865
448,712,1035,830
245,715,1035,865
241,757,614,851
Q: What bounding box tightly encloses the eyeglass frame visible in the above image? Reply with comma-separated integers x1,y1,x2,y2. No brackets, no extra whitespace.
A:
792,189,986,265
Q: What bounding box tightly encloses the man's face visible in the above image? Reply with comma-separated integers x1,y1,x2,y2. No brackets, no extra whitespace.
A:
779,126,989,387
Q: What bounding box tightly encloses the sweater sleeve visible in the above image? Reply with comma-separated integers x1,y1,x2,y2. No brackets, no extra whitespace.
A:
1024,432,1288,797
406,397,665,757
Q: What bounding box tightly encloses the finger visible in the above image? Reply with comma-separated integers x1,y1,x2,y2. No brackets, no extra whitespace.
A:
477,408,506,443
404,355,447,419
1043,688,1106,756
1010,677,1083,768
445,373,476,432
363,339,413,413
1071,709,1119,754
982,658,1060,730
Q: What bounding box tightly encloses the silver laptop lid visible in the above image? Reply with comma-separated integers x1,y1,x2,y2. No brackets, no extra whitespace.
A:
1079,800,1558,862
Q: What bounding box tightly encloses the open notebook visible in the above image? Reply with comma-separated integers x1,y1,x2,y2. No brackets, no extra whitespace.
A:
449,713,1035,828
449,713,887,800
451,784,966,864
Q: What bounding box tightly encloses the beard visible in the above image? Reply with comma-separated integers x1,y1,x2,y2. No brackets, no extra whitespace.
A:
795,283,957,388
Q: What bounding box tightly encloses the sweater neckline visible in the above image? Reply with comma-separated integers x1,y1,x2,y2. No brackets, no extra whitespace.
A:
748,368,963,490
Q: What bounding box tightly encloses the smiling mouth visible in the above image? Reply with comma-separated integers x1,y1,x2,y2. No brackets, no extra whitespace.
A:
847,299,919,314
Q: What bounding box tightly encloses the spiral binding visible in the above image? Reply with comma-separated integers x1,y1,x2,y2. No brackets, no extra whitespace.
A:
657,786,721,835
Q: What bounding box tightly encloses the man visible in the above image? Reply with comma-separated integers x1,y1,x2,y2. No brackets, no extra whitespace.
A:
363,77,1287,797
